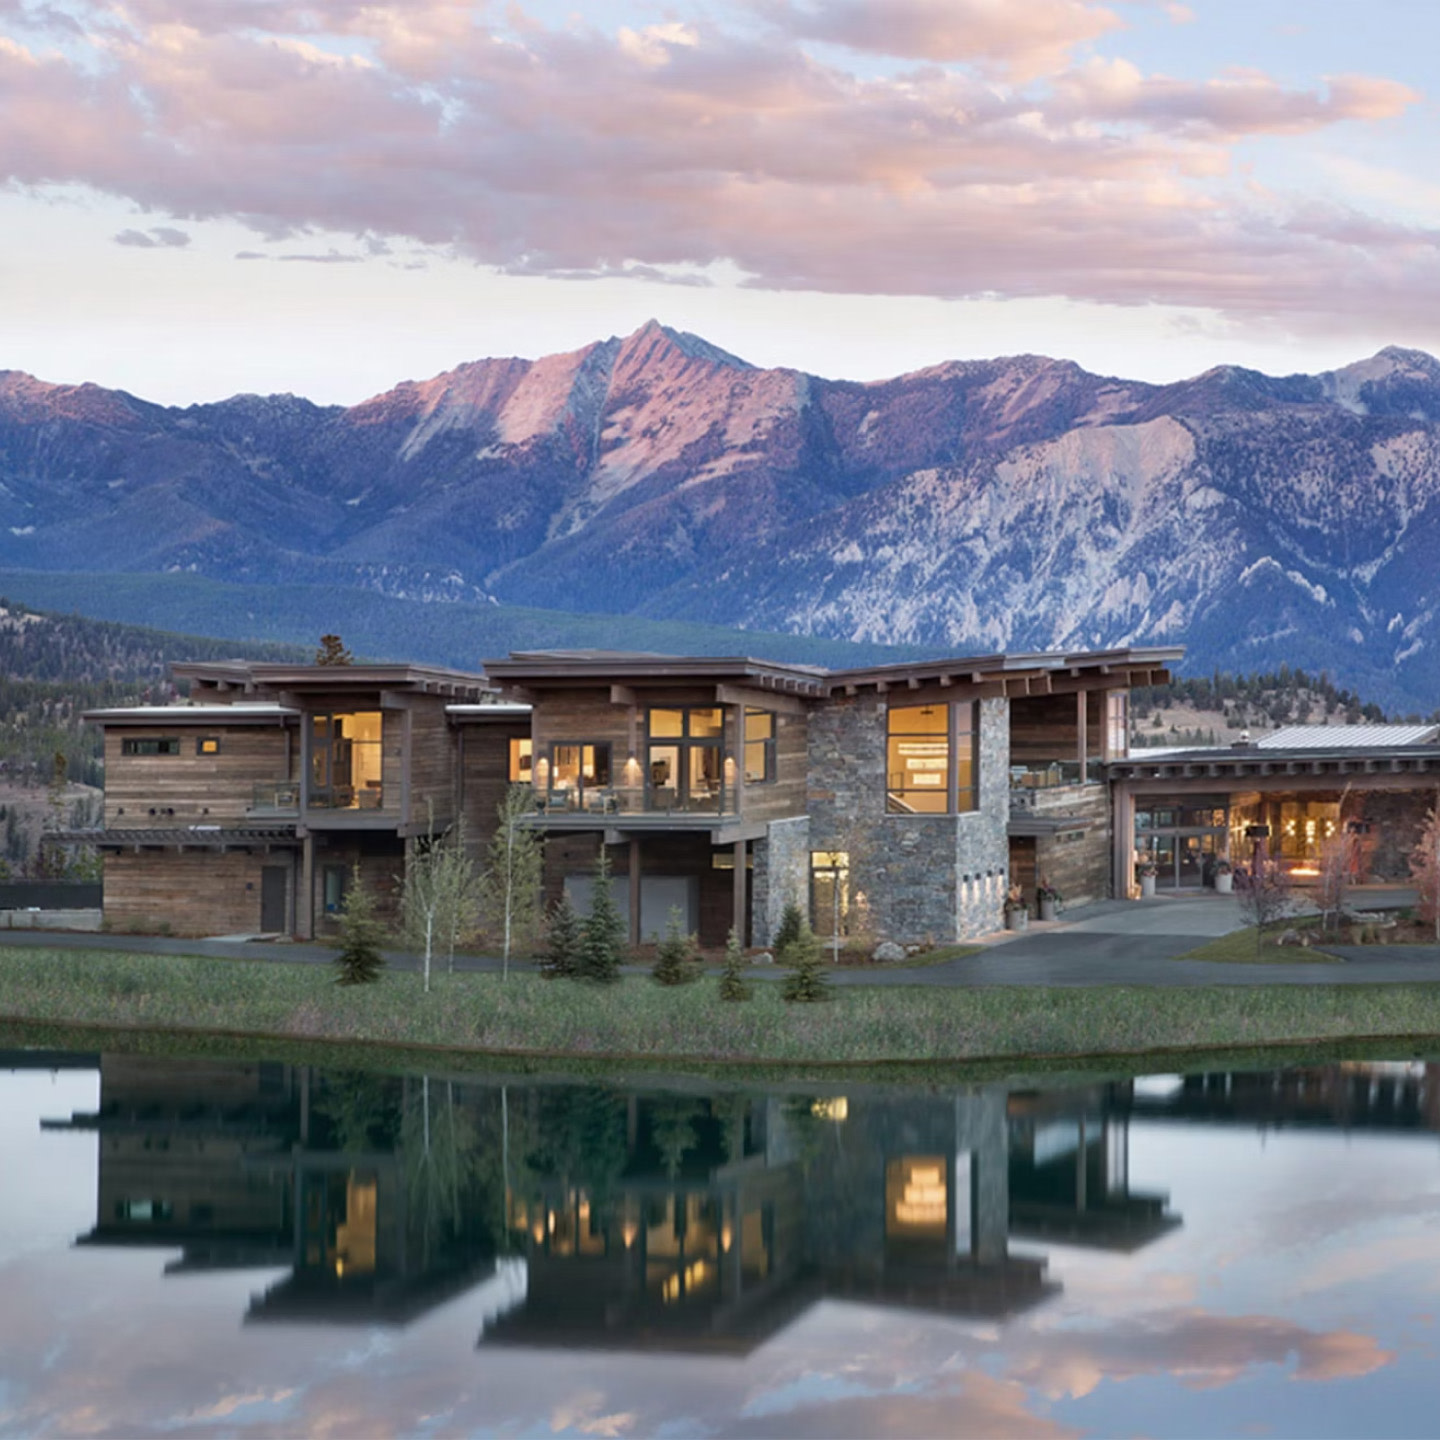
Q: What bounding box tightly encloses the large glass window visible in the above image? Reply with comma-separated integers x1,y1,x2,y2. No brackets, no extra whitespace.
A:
744,708,775,784
886,702,977,814
551,743,611,794
309,712,383,809
646,707,727,812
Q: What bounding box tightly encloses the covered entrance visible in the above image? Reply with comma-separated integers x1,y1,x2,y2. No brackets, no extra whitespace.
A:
1133,798,1229,890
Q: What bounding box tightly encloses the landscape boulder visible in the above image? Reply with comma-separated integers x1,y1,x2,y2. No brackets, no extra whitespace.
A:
872,941,906,964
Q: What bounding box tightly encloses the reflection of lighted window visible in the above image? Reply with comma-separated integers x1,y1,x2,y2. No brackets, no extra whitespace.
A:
886,1156,948,1238
334,1174,377,1276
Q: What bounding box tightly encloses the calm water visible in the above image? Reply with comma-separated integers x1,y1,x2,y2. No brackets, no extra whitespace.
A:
2,1050,1440,1438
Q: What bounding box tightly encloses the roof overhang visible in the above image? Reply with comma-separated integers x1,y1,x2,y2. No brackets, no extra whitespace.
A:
174,661,492,702
483,651,829,699
826,647,1184,697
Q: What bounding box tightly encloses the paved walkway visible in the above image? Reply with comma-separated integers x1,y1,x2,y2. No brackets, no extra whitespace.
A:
4,892,1440,987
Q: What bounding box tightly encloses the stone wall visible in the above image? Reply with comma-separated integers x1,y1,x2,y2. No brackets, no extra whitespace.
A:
751,815,810,946
806,694,1011,944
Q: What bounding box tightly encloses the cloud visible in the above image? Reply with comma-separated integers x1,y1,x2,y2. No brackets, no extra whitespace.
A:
750,0,1123,81
0,2,1432,334
113,225,191,248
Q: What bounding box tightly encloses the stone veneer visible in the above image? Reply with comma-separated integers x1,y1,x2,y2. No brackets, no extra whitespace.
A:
751,815,811,947
806,694,1011,944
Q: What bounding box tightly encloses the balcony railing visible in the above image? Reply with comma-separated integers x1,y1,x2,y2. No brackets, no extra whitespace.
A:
309,781,387,811
1009,761,1093,794
534,784,737,818
249,780,300,817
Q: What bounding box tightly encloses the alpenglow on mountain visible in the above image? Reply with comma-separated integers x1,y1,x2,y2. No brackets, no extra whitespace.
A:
3,321,1439,709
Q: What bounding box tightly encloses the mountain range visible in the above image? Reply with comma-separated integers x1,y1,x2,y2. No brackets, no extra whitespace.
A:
3,321,1439,710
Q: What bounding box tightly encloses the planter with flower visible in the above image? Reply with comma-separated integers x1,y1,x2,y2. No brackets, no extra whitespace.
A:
1004,884,1030,931
1036,881,1062,923
1213,857,1234,895
1137,860,1158,899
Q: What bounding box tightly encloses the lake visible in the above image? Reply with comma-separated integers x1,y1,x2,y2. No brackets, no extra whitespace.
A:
2,1046,1438,1437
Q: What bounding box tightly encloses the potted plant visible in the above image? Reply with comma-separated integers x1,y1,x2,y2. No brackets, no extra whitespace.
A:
1137,860,1158,899
1036,880,1062,922
1213,857,1234,895
1004,885,1030,931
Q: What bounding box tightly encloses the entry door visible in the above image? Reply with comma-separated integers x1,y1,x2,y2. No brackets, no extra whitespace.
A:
260,867,288,933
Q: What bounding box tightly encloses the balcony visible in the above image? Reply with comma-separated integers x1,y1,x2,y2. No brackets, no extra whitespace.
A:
1009,762,1098,814
249,780,300,818
533,783,738,820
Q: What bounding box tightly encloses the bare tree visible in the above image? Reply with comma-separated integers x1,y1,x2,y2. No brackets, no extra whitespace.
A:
1315,832,1357,934
401,809,482,992
480,784,545,980
1237,858,1294,954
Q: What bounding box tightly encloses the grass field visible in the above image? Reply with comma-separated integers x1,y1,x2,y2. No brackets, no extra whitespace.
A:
4,946,1440,1068
1175,920,1345,965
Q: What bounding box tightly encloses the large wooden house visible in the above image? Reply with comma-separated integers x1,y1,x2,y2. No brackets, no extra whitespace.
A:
79,645,1177,944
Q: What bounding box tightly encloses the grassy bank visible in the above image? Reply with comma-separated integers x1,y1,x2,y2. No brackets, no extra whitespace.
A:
5,946,1440,1067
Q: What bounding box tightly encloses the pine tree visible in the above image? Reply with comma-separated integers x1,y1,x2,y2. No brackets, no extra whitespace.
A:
333,867,387,985
652,907,689,986
540,894,582,979
781,921,829,1003
315,633,354,666
718,927,751,1002
579,850,626,983
773,901,805,963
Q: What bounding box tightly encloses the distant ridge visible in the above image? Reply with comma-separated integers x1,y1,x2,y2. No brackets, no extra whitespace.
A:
4,326,1440,709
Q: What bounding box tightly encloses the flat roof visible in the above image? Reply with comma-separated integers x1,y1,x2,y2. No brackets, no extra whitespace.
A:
173,660,492,700
81,703,297,725
483,645,1184,697
1255,724,1440,749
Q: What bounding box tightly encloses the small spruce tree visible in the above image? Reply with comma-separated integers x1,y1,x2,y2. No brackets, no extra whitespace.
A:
781,921,829,1003
540,894,582,979
718,927,751,1002
333,866,386,985
652,906,689,986
579,849,626,983
315,633,354,666
773,900,805,963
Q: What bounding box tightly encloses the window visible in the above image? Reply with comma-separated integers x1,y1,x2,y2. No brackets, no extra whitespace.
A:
309,711,383,809
509,736,533,783
646,707,726,811
550,743,611,793
196,736,221,756
1106,692,1129,759
744,708,775,784
810,850,850,938
885,702,977,814
121,737,180,756
322,865,348,916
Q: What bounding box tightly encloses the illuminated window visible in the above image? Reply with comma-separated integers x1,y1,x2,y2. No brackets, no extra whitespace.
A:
811,850,850,938
309,712,383,809
196,736,221,756
744,708,775,783
886,702,977,814
508,736,533,783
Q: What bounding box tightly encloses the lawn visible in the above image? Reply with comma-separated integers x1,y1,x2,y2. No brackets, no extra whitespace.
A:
1175,920,1345,965
4,945,1440,1066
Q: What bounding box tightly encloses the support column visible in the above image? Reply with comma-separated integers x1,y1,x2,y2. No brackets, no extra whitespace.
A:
1076,690,1088,784
629,838,642,946
732,840,748,945
298,832,315,939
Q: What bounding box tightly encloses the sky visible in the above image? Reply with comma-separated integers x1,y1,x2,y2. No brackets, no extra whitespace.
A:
2,0,1440,404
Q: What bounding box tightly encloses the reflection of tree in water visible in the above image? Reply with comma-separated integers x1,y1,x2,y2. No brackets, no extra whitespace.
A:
525,1086,629,1203
650,1096,704,1180
403,1075,482,1264
313,1070,403,1152
713,1093,751,1165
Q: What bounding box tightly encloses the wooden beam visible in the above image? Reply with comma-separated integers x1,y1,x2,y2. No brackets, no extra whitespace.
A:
611,684,637,707
629,839,642,946
716,683,806,716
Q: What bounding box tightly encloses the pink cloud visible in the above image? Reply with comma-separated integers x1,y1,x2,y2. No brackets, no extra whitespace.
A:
0,3,1431,332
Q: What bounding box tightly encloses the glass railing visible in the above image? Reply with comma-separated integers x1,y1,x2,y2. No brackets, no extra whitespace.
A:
249,780,300,815
534,785,737,817
308,782,386,811
1009,761,1091,793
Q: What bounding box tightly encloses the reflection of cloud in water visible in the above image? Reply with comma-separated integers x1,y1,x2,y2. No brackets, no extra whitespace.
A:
1010,1310,1393,1399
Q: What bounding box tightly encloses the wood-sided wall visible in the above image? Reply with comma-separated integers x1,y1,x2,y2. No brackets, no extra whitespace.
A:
457,720,532,854
102,848,295,936
103,724,295,826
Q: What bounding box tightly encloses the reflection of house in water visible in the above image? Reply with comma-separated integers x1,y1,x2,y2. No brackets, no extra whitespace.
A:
1124,1065,1440,1134
1008,1086,1182,1252
42,1055,300,1272
43,1058,496,1325
483,1089,1060,1356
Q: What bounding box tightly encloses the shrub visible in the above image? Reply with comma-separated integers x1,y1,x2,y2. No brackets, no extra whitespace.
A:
540,894,582,979
333,868,386,986
782,922,829,1003
773,901,805,964
652,907,690,986
718,928,751,1002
